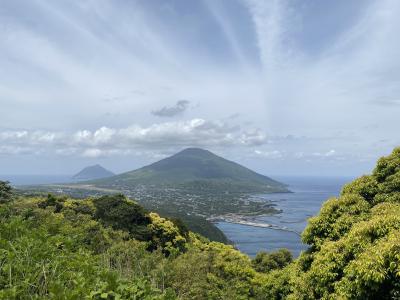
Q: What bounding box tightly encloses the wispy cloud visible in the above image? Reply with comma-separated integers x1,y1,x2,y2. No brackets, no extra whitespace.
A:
243,0,400,140
243,0,292,73
204,0,254,73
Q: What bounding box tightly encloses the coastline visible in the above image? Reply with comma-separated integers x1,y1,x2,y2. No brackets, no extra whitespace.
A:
207,213,301,236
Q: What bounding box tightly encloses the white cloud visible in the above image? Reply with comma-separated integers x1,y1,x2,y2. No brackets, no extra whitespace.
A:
0,130,60,145
254,149,283,159
0,131,28,139
240,129,266,146
325,149,336,157
0,119,268,157
312,150,336,158
0,146,33,155
244,0,287,71
82,148,104,158
253,149,339,160
55,148,78,156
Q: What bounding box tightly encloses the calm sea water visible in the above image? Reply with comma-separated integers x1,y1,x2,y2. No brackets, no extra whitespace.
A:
0,175,73,186
215,176,353,257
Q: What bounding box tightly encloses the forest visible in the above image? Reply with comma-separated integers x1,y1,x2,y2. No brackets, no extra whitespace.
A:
0,147,399,299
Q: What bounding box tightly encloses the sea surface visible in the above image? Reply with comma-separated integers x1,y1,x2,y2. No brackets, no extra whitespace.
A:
0,175,73,186
215,176,354,257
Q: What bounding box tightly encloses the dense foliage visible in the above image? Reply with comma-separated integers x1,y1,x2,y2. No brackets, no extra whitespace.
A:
181,148,400,300
252,249,292,273
1,147,399,299
0,181,13,203
269,147,400,300
0,190,262,299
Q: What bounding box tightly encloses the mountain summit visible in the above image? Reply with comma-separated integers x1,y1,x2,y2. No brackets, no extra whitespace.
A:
72,164,115,181
93,148,288,193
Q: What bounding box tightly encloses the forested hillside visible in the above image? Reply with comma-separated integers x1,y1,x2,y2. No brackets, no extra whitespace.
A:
0,147,399,299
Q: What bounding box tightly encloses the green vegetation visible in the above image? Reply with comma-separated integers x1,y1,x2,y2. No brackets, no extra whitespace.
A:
252,249,293,273
0,189,260,299
1,147,400,299
155,209,229,244
259,147,400,299
289,147,400,299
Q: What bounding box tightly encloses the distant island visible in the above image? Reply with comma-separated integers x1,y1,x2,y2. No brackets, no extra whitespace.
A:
72,164,115,181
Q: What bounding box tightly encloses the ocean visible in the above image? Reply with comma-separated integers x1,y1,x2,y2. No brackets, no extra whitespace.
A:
1,175,73,186
215,176,353,257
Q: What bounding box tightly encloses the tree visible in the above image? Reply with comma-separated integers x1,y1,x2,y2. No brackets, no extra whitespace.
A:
93,194,152,241
252,248,293,273
0,181,13,203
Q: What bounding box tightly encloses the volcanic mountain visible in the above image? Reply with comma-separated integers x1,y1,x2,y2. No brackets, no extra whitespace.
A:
92,148,288,193
72,164,115,181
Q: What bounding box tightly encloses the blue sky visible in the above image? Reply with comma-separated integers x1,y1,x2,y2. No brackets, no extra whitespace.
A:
0,0,399,176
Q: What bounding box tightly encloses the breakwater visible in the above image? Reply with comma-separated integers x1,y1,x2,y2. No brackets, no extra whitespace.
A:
208,215,301,236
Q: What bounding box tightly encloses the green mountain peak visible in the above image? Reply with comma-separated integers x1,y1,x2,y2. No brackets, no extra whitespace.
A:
93,148,288,193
